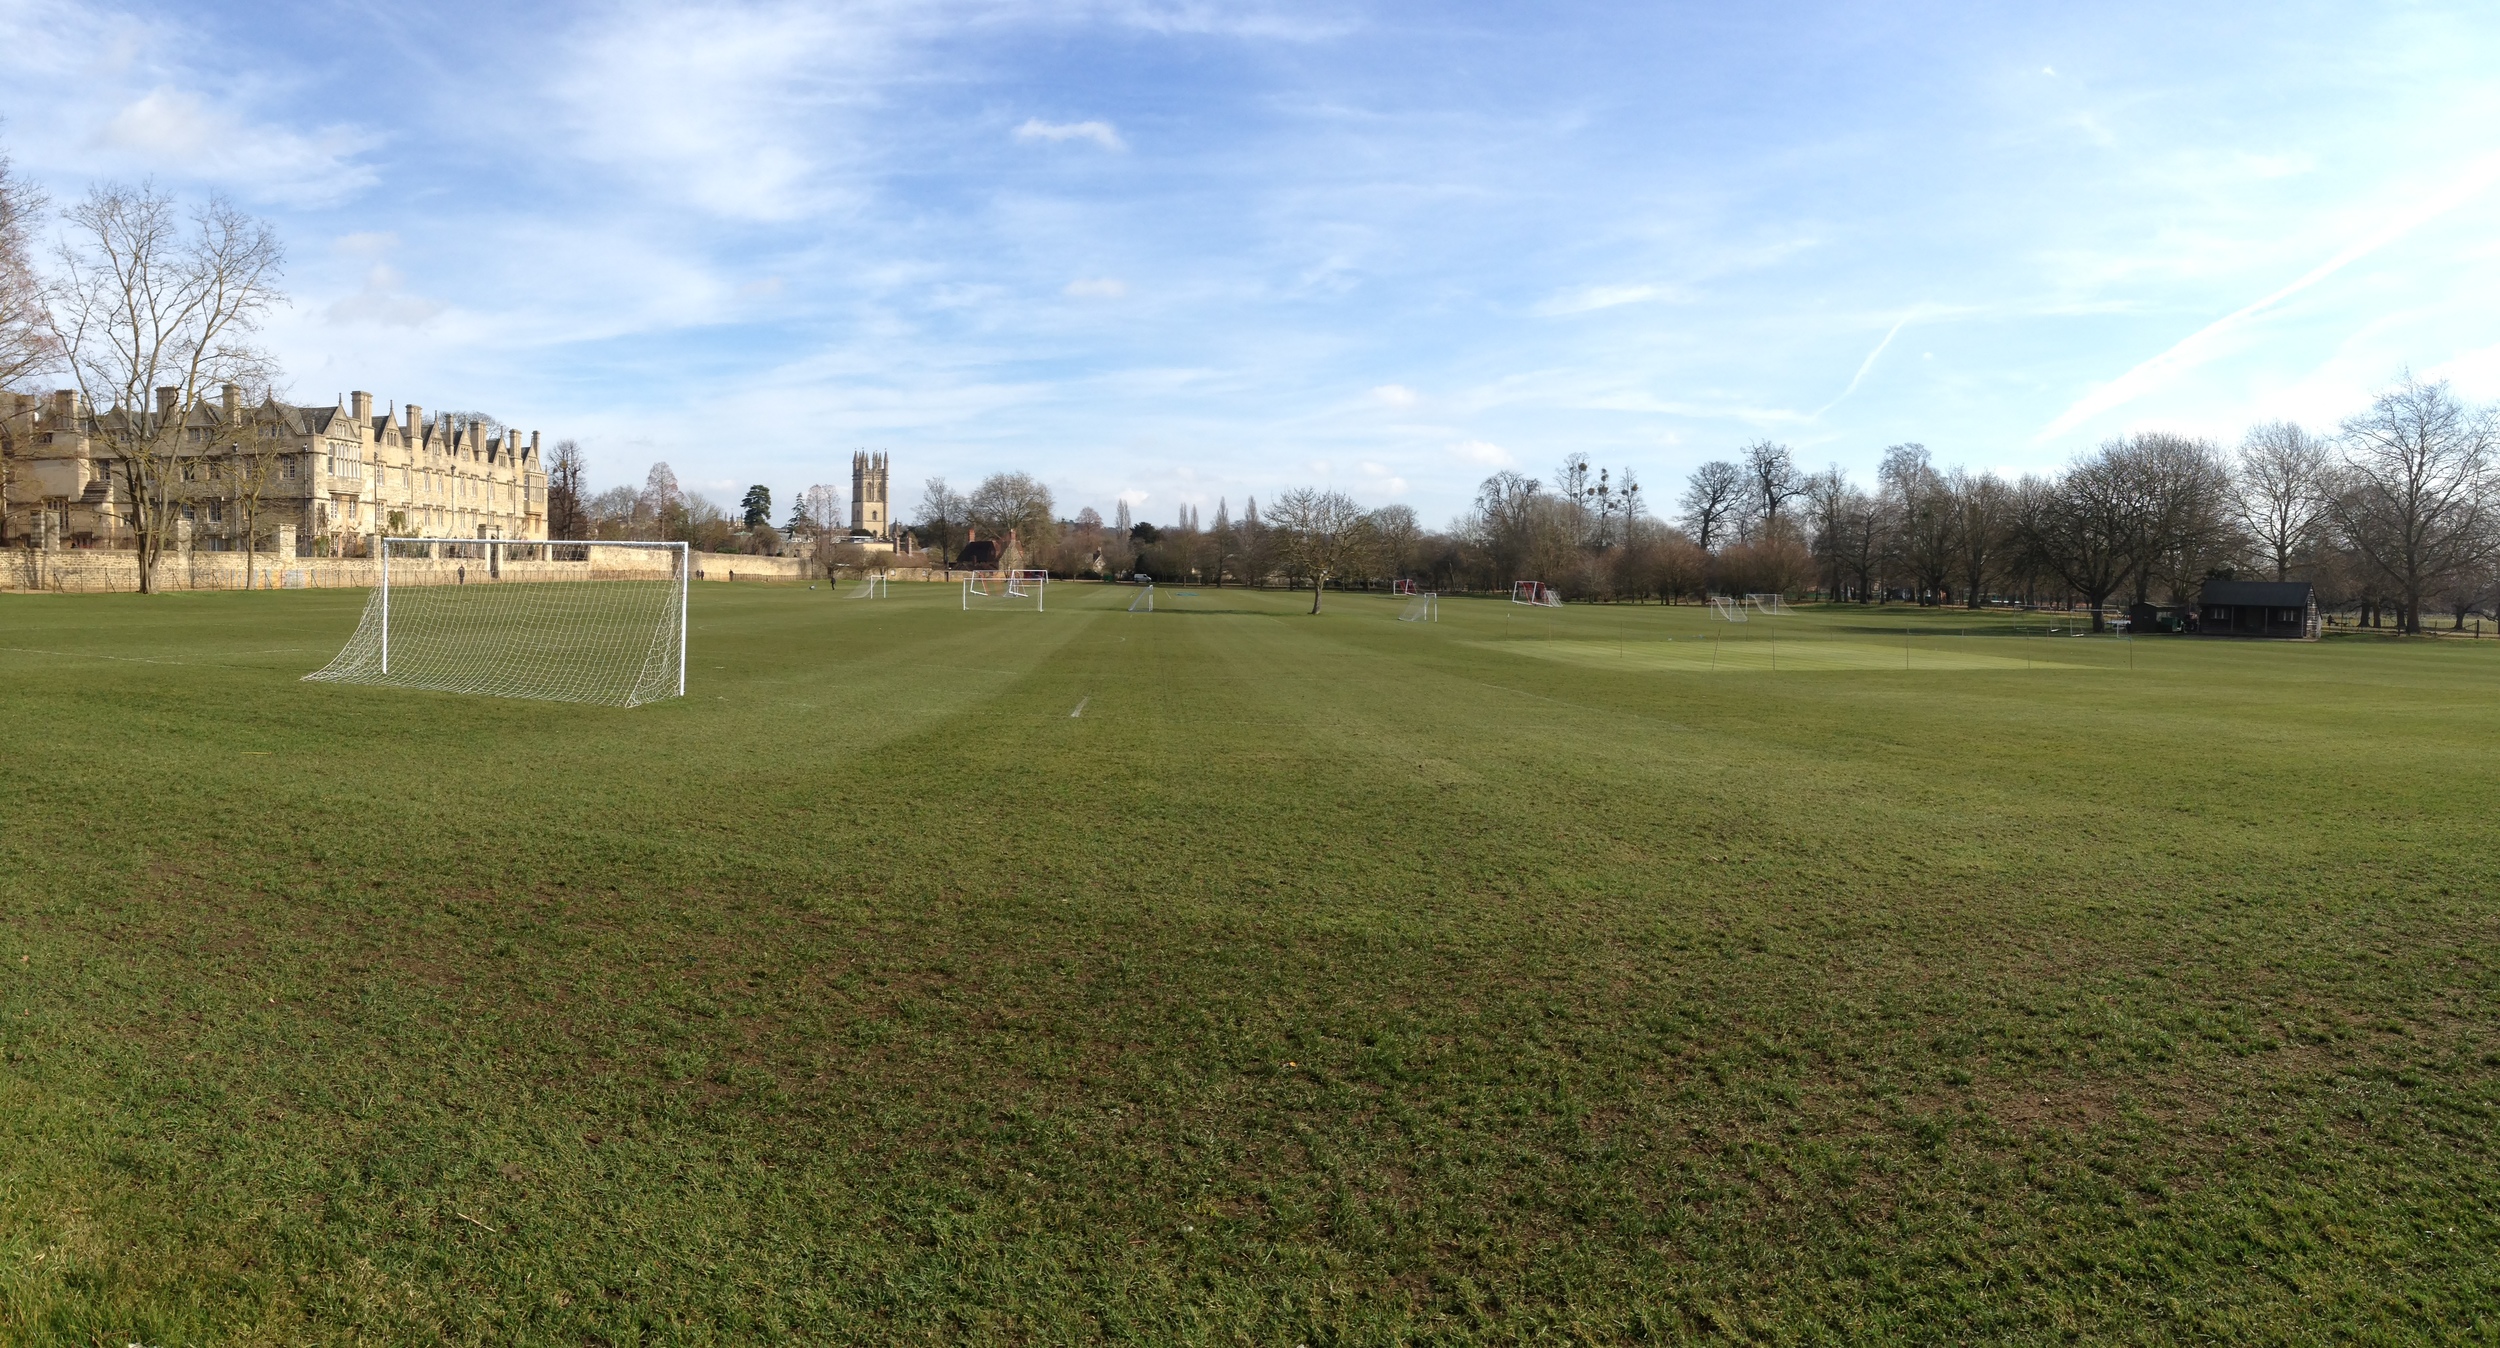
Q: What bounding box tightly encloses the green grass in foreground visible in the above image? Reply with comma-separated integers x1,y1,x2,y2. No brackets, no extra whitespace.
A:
2,583,2496,1344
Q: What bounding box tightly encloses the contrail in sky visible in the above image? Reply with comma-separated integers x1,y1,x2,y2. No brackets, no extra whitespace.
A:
2038,153,2500,441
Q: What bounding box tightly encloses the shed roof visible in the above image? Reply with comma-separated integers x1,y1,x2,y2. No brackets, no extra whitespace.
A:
2200,579,2313,607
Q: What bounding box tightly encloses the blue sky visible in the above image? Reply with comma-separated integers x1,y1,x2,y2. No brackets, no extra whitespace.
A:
5,0,2497,526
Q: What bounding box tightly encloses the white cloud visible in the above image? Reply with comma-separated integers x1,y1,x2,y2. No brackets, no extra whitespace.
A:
1452,439,1513,466
1370,383,1418,406
92,86,378,205
1065,277,1129,298
553,3,891,223
1014,118,1126,150
335,231,400,258
325,265,446,328
1535,283,1680,316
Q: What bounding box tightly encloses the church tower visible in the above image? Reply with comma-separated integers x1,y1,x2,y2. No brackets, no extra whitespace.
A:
850,451,889,540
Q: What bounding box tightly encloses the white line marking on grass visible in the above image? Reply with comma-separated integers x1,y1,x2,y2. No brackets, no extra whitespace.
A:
1070,697,1089,718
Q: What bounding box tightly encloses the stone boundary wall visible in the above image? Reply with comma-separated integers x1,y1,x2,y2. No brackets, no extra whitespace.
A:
2,549,959,593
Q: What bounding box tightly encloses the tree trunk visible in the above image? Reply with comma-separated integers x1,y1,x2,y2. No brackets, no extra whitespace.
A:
1310,574,1324,614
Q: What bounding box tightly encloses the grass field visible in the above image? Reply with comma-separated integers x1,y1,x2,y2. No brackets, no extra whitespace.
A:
3,582,2496,1343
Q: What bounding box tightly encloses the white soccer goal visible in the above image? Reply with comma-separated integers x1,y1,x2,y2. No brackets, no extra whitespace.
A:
1128,584,1154,613
1391,579,1420,596
1511,581,1562,607
1745,592,1790,615
847,573,889,599
1708,594,1750,622
962,571,1046,611
1398,592,1439,622
305,538,687,707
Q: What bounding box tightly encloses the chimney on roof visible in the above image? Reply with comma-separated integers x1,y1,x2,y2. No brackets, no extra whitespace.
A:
529,430,540,461
351,390,372,425
155,386,179,416
50,390,76,426
405,403,423,445
221,383,241,422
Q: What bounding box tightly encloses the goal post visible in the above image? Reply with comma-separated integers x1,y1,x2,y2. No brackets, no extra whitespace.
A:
305,538,688,706
1398,592,1439,622
962,570,1046,611
1745,592,1790,615
1128,584,1154,613
1390,579,1419,596
1708,594,1749,622
1511,581,1561,607
847,573,888,599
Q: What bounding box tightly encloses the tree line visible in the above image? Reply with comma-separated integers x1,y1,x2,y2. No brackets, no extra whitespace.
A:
553,375,2497,635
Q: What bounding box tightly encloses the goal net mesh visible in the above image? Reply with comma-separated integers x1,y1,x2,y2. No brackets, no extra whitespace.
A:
1399,592,1438,622
305,540,686,707
1709,595,1750,622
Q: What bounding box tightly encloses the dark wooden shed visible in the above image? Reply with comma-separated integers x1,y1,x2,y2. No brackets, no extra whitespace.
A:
2198,580,2317,640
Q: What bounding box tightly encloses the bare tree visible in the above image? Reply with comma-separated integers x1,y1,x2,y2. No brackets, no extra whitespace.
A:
2234,421,2331,581
1951,468,2011,609
798,483,844,536
1742,440,1804,540
1368,503,1421,583
913,477,965,559
1678,460,1744,550
45,184,285,591
1471,470,1542,583
0,140,52,543
1268,486,1371,612
1883,446,1954,603
2123,432,2238,605
215,386,287,589
2020,440,2143,631
0,140,46,390
2325,377,2497,635
966,472,1056,556
545,439,588,539
638,462,685,540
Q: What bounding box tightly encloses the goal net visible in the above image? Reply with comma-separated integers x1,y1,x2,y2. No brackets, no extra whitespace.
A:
1745,592,1789,615
304,539,687,707
1511,581,1561,607
1708,594,1750,622
1128,584,1154,613
962,571,1045,610
1390,579,1419,596
847,574,889,599
1398,592,1439,622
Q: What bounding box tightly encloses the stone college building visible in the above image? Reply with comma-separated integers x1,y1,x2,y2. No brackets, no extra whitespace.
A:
2,385,548,554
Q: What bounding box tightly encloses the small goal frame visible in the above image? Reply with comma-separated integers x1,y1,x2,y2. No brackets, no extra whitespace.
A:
1128,584,1155,613
1745,592,1789,615
847,573,889,599
962,570,1047,611
1390,579,1420,596
1511,580,1561,607
1708,594,1749,623
1398,592,1439,622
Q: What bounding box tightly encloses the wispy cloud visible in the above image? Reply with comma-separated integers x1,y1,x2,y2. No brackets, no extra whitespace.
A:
2039,151,2500,440
1535,283,1680,316
1065,277,1128,298
1014,118,1126,150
